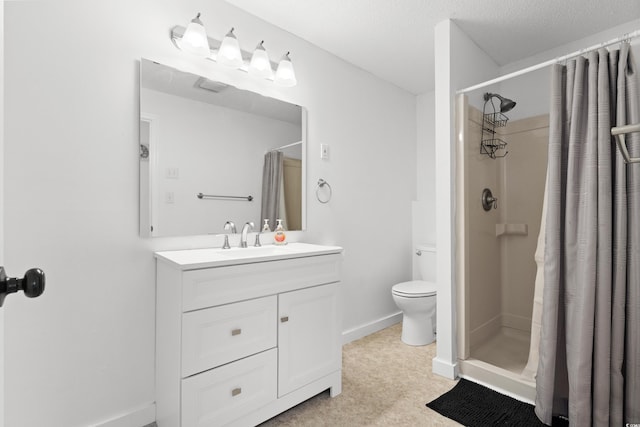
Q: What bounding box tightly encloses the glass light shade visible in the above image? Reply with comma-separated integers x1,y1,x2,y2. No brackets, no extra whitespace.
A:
249,41,273,79
179,13,210,58
217,28,244,69
274,52,297,87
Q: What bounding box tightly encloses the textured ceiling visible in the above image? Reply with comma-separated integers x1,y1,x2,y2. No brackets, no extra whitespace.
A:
225,0,640,94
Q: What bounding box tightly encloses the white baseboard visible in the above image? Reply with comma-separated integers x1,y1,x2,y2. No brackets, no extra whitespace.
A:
432,356,459,380
92,403,156,427
341,312,402,345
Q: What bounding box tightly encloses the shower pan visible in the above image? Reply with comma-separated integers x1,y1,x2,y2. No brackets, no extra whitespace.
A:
455,93,549,401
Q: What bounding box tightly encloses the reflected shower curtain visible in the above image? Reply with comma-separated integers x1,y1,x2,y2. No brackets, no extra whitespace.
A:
261,151,284,228
536,44,640,426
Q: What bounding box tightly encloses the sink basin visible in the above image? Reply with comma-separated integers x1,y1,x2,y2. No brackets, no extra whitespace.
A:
218,246,289,258
155,242,343,270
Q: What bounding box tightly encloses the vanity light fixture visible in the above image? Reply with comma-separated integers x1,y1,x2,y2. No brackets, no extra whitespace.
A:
217,28,244,69
178,13,211,58
249,41,274,79
170,15,297,86
274,52,297,87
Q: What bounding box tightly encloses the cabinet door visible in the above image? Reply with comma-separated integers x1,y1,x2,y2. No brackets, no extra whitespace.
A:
278,283,341,397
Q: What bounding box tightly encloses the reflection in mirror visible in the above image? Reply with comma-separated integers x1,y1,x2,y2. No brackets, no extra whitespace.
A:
139,59,306,237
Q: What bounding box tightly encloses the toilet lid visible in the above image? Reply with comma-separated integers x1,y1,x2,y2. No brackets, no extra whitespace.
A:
392,280,437,297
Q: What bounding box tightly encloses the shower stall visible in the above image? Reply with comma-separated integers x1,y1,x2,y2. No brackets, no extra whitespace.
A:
455,91,549,401
449,35,640,423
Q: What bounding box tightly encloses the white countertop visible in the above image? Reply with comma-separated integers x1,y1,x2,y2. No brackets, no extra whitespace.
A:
155,242,343,270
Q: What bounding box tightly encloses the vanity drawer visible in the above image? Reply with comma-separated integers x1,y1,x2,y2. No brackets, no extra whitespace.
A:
182,348,277,427
182,296,277,377
181,254,341,312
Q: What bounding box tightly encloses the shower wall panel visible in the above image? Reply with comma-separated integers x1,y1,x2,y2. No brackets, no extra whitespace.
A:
465,107,502,348
464,107,548,351
499,116,548,331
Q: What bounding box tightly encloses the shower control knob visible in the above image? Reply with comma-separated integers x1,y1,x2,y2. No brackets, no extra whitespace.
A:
0,267,46,307
482,188,498,211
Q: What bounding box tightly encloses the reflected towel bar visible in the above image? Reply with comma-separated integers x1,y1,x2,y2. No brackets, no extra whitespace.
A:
197,193,253,201
611,123,640,164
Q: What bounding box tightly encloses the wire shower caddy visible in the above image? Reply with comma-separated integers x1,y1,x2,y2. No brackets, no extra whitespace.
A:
481,94,509,159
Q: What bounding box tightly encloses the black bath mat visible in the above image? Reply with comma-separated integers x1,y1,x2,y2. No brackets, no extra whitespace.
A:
426,378,568,426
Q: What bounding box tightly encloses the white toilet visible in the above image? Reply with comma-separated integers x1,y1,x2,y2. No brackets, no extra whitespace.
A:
392,245,437,346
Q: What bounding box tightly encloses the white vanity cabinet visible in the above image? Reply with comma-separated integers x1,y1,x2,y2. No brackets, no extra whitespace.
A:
154,244,343,427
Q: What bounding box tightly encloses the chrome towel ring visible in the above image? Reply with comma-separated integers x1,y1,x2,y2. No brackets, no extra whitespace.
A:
316,179,332,204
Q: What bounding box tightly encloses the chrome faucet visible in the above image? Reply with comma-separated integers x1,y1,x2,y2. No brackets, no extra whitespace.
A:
222,221,236,249
240,222,254,248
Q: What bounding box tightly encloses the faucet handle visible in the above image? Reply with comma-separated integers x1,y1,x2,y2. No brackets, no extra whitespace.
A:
254,233,262,247
222,235,231,249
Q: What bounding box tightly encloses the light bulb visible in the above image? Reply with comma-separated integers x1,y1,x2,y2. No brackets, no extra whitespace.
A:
179,13,210,58
217,28,243,69
275,52,297,87
249,41,273,79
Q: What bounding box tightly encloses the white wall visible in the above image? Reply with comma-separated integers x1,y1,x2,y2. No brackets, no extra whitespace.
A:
412,92,435,278
498,20,640,121
3,1,416,426
432,20,500,379
416,91,435,206
0,1,5,426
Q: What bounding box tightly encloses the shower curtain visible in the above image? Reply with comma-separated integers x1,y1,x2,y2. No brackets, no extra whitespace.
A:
535,44,640,426
521,175,547,382
260,150,285,228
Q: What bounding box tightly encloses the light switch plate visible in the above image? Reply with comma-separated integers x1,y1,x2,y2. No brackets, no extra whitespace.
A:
166,168,179,179
320,144,329,160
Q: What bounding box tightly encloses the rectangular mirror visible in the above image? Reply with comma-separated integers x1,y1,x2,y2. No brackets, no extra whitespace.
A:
139,59,306,237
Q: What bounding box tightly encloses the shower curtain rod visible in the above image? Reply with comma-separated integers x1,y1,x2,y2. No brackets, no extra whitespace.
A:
457,29,640,94
272,141,302,151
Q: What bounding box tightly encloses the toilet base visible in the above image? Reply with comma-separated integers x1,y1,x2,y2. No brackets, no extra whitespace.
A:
400,314,435,346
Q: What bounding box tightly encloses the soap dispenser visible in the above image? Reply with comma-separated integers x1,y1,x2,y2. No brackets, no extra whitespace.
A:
262,219,271,232
274,219,286,245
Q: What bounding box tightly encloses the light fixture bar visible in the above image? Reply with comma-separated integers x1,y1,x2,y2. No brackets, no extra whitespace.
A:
170,25,279,75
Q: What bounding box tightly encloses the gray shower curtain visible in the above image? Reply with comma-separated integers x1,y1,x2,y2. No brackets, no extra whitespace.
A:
260,150,284,228
535,44,640,426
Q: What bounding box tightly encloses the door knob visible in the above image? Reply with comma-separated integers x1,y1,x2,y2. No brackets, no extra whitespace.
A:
0,267,45,307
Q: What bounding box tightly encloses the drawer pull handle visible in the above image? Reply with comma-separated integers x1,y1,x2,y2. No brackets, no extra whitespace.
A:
231,328,242,336
231,387,242,397
281,316,289,323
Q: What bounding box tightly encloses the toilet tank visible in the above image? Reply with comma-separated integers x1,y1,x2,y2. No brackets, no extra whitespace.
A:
415,245,436,282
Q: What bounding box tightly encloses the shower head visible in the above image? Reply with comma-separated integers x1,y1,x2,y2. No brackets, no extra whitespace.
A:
484,93,516,113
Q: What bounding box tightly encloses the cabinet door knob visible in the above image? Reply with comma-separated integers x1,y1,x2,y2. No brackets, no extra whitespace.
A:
231,328,242,336
231,387,242,397
280,316,289,323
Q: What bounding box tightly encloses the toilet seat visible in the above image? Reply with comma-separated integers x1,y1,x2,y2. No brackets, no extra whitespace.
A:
392,280,437,298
